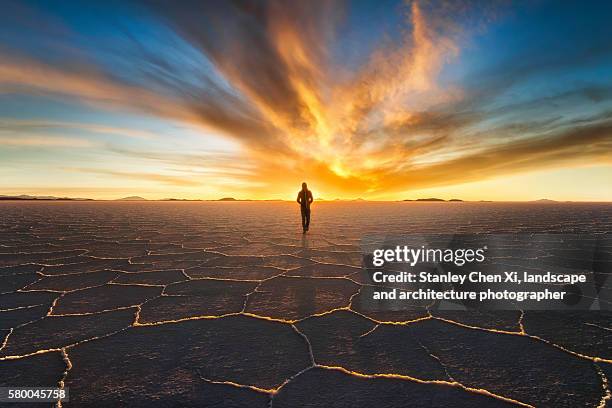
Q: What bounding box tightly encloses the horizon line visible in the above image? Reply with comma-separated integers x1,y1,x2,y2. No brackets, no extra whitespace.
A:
1,194,611,203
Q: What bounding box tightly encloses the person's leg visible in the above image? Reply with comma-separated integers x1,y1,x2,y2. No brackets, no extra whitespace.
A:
301,208,307,231
305,208,310,230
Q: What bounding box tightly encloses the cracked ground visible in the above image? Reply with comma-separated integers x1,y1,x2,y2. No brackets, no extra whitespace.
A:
0,201,611,407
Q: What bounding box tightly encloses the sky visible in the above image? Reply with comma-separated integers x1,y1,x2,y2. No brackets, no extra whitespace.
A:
0,0,611,201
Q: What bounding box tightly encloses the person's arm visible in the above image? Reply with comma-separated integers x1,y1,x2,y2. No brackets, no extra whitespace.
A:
297,192,302,204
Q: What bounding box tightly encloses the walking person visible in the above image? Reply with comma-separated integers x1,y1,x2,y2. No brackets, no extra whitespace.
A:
297,182,313,233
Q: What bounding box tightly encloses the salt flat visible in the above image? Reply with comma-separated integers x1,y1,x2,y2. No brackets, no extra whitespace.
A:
0,201,610,407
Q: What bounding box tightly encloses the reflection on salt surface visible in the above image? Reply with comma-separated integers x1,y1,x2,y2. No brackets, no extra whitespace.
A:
0,202,610,407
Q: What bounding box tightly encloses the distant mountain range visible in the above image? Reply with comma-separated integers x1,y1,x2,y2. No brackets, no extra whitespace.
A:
0,195,594,203
403,198,463,202
215,197,283,201
0,195,92,201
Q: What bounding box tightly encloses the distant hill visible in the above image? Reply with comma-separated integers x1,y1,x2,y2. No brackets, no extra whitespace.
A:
218,197,237,201
532,199,558,203
404,198,446,202
117,196,147,201
403,198,464,202
0,195,92,201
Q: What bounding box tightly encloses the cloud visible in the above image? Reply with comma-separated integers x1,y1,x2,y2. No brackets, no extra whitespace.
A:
0,55,189,120
107,145,256,177
65,167,203,187
142,0,468,178
0,134,97,147
0,119,159,140
379,118,612,193
0,0,610,198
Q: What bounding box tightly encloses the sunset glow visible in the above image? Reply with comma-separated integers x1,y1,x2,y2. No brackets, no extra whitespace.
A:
1,1,611,200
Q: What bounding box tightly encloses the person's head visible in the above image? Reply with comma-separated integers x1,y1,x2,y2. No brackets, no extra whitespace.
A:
302,182,307,190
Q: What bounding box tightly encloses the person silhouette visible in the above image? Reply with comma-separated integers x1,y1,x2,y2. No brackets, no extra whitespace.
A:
297,182,313,233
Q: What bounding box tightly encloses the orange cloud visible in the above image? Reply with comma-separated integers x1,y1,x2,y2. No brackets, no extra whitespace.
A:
1,0,610,200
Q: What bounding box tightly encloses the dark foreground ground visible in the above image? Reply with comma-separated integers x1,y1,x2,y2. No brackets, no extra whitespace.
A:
0,201,610,407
